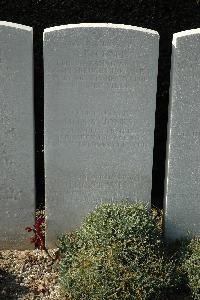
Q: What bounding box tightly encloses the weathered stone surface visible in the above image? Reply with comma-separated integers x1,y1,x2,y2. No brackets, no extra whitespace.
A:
164,29,200,240
0,22,35,249
44,23,159,247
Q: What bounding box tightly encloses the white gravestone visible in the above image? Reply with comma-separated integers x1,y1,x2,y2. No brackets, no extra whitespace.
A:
44,23,159,247
164,29,200,240
0,22,35,249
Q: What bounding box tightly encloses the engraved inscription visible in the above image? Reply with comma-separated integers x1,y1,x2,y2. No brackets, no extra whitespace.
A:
0,48,18,81
0,49,3,64
53,45,147,89
56,109,145,148
0,97,16,137
59,47,134,59
0,185,22,202
52,173,143,194
177,131,200,144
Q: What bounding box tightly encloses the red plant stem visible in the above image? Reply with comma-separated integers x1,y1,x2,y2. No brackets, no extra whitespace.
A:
33,228,55,261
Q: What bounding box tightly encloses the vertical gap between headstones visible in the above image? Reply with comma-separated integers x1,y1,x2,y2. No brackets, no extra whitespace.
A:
151,34,172,210
33,29,45,235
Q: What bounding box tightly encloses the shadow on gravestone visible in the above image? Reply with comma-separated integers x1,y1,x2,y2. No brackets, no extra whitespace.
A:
164,29,200,241
43,23,159,248
0,22,35,250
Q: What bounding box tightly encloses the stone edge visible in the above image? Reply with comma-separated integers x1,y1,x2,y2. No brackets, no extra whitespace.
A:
0,21,32,31
173,28,200,48
43,23,159,37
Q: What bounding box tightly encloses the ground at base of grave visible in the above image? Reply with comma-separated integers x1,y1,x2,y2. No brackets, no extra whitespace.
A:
0,249,193,300
0,249,67,300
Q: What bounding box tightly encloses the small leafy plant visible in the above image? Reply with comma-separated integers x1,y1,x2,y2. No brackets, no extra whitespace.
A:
25,209,45,250
25,204,198,299
25,209,60,262
182,237,200,300
57,202,181,300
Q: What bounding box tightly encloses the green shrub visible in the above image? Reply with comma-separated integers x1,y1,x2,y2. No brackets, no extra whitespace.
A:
57,202,180,300
182,237,200,300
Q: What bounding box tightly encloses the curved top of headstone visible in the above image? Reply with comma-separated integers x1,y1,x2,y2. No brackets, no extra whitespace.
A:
0,21,32,31
44,23,158,36
173,28,200,47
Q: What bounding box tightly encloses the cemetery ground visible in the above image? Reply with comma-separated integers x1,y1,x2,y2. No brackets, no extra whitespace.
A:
0,205,198,300
0,248,67,300
0,248,192,300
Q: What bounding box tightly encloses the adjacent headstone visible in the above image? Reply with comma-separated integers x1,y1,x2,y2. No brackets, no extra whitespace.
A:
0,22,35,249
44,23,159,247
164,29,200,240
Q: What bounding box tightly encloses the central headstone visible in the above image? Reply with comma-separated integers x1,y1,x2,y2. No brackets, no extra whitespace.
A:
44,23,159,247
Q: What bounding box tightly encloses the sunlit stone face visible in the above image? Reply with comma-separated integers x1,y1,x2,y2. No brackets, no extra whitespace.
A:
0,22,35,249
44,24,159,247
